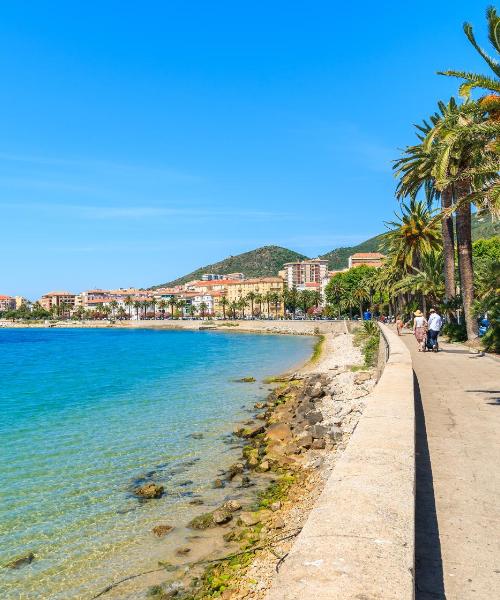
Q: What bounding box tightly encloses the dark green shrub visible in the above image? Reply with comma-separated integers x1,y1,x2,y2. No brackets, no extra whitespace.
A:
442,322,467,342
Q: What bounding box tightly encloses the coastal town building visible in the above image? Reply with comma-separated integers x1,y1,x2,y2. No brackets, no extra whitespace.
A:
348,252,385,268
282,259,329,291
39,291,79,315
201,272,245,281
15,296,29,309
0,295,16,311
184,279,240,294
226,277,285,315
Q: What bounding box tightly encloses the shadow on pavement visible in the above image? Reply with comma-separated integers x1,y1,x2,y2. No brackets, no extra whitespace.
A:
414,371,446,599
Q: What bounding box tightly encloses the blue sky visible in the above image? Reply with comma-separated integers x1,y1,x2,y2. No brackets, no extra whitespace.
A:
0,1,489,298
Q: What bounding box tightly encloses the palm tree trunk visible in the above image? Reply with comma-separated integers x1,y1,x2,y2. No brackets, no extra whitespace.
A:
455,179,478,341
441,186,456,302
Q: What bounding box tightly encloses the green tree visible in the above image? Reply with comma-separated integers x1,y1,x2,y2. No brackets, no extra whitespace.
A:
199,301,208,318
220,296,228,319
133,300,141,320
384,199,441,273
169,296,177,319
150,297,157,319
158,299,167,317
237,297,248,318
393,251,445,313
246,291,256,317
124,295,133,319
109,299,119,318
439,7,500,99
177,299,186,318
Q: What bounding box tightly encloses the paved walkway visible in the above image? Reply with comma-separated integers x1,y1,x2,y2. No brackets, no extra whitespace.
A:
401,331,500,599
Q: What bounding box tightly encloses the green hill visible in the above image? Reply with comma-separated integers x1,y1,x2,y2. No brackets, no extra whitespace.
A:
152,245,308,288
320,212,499,270
319,234,386,270
152,214,499,287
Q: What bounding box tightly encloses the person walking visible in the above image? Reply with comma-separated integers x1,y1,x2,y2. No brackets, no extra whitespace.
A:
396,315,404,336
427,308,443,352
413,310,428,352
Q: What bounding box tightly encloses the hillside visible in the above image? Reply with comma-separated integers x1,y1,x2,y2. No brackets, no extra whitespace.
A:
152,214,499,287
319,234,386,270
152,245,308,288
320,212,498,270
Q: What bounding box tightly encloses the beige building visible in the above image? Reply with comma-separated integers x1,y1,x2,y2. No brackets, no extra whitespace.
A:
348,252,385,268
15,296,29,309
39,291,78,315
225,277,285,315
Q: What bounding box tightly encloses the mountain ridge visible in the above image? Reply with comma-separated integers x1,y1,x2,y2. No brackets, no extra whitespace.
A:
152,213,499,288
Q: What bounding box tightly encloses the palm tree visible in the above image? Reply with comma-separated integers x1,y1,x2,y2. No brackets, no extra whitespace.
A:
246,291,256,317
102,305,112,320
237,297,248,318
284,287,299,318
299,290,313,318
424,102,498,340
384,199,441,274
124,295,133,319
158,299,167,318
393,251,445,314
254,293,263,317
149,297,157,319
169,296,177,319
187,303,197,318
352,285,370,319
110,299,119,318
267,292,279,318
393,99,460,302
325,276,346,318
438,7,500,99
199,301,208,319
263,291,272,317
133,300,141,320
229,300,238,319
177,299,186,318
142,300,149,319
220,296,229,319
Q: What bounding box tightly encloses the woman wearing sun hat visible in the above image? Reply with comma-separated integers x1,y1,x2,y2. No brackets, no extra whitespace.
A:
413,309,428,351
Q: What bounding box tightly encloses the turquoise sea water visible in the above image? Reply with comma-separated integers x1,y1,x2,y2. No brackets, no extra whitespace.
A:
0,328,313,599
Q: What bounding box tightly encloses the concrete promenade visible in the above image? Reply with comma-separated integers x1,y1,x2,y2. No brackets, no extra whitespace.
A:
267,324,415,599
402,332,500,599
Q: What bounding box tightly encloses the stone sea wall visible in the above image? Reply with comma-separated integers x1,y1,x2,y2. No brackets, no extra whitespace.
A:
265,323,415,599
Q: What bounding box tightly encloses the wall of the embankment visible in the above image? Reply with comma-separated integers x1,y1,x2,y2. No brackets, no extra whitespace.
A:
267,323,415,599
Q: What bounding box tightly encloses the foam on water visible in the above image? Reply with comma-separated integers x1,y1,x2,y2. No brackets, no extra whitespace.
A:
0,327,313,599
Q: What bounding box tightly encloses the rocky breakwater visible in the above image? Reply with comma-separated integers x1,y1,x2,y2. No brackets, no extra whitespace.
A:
149,353,376,600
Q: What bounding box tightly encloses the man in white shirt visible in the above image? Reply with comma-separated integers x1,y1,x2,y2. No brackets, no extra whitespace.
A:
427,308,443,352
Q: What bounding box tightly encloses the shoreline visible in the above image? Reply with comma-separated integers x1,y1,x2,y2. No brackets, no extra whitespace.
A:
0,318,346,336
95,323,373,599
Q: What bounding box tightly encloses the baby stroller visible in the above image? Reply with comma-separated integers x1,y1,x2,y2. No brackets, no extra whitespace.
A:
426,330,439,352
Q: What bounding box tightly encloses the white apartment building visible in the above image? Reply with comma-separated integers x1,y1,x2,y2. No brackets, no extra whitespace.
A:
282,259,329,290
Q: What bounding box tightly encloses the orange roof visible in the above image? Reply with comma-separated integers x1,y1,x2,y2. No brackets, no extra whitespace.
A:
226,277,283,285
42,291,76,297
351,253,385,259
0,295,13,299
304,282,320,287
190,279,240,287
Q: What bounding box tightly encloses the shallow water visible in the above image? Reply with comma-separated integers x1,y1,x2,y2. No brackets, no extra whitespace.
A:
0,327,313,599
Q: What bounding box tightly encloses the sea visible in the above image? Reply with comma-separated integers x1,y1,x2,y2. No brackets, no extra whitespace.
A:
0,327,314,599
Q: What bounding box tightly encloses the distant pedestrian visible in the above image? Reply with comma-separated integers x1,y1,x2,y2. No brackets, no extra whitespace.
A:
396,315,403,336
427,308,443,352
413,310,428,352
